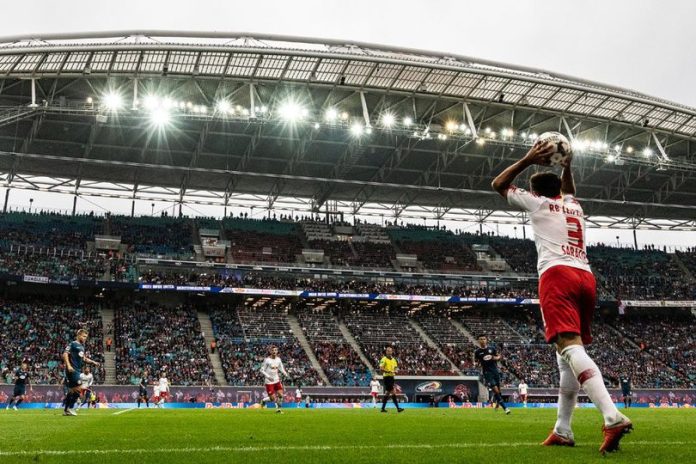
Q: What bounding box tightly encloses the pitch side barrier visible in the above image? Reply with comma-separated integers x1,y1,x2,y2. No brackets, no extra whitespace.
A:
5,272,695,307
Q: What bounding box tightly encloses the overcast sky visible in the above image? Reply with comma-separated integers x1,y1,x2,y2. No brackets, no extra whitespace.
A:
4,0,696,246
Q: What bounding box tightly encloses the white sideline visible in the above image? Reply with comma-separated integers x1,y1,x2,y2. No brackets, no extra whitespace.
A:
0,441,689,457
112,408,136,416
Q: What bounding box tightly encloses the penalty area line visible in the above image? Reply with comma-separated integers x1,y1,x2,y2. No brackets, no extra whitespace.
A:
0,441,690,456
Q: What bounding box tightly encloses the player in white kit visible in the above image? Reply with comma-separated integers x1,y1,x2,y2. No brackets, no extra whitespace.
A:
157,374,170,407
260,346,289,413
78,367,94,408
492,140,631,454
153,385,161,408
517,380,528,407
369,378,381,407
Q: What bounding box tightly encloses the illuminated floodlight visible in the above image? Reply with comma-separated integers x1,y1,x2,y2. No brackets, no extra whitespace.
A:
642,147,653,157
216,100,232,114
476,138,486,145
572,140,587,151
200,105,208,114
340,111,350,121
530,133,538,141
102,92,123,111
437,133,448,140
381,112,396,127
186,101,193,109
278,101,307,121
490,132,497,139
162,97,176,110
313,122,320,129
445,120,458,132
86,97,93,104
150,108,171,127
365,127,373,135
626,146,634,154
350,123,364,136
403,117,413,127
258,106,268,114
484,127,492,134
607,154,616,163
520,131,527,139
614,145,621,152
144,95,160,111
325,108,338,121
501,128,513,138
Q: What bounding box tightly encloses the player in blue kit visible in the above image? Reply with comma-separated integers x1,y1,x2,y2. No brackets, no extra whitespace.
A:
5,362,31,410
62,329,101,416
474,335,510,414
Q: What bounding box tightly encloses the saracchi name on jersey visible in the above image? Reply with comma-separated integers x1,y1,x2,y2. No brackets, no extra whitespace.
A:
506,186,591,275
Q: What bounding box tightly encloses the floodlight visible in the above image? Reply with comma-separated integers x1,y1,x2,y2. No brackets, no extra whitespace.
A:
144,95,160,111
626,146,634,154
102,92,123,111
151,108,171,127
642,147,653,157
216,100,232,114
403,117,413,127
476,138,486,145
325,108,338,121
445,121,458,132
313,122,321,129
365,127,373,135
278,101,307,121
340,111,350,121
350,123,364,136
381,113,395,127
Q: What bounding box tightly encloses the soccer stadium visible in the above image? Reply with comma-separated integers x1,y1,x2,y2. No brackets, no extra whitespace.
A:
0,29,694,463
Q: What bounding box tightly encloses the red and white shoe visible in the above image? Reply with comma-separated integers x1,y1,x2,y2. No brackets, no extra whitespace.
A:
541,431,575,447
600,420,633,455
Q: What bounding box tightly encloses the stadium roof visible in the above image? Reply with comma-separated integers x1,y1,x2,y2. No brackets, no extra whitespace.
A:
0,31,695,230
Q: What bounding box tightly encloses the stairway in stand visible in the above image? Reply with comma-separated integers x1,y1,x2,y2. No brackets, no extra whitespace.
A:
197,311,228,386
100,308,117,384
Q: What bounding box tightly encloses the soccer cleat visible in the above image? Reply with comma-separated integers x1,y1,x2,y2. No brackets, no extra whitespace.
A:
68,408,78,416
397,408,405,413
275,409,283,414
600,420,633,454
504,408,511,415
380,409,387,413
12,406,17,411
541,431,575,447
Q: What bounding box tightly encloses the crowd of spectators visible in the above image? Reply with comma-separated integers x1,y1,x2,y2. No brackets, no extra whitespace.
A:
589,245,694,300
343,306,455,376
110,215,194,257
209,306,321,387
0,299,105,385
295,305,371,386
113,303,215,386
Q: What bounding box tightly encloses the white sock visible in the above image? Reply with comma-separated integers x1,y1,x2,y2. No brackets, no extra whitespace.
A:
561,345,626,426
554,352,579,438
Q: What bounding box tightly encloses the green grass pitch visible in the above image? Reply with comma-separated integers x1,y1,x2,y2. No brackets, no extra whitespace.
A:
0,408,693,463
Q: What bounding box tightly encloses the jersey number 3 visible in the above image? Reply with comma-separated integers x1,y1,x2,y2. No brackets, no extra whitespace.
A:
566,217,584,248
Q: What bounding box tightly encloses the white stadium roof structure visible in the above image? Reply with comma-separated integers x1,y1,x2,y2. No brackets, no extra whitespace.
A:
0,31,695,230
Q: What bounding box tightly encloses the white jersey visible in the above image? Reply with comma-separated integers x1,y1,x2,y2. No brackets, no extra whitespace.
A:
370,380,381,393
518,382,528,395
79,373,94,388
260,356,287,385
506,186,591,276
153,385,161,397
158,377,169,392
295,388,303,399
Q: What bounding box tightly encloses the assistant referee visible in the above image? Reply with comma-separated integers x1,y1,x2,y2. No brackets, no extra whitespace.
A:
379,346,404,413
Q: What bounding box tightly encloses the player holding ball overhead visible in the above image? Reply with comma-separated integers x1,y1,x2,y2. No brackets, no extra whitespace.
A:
492,138,632,454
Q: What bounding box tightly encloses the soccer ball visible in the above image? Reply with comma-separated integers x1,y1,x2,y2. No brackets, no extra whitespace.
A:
537,131,572,167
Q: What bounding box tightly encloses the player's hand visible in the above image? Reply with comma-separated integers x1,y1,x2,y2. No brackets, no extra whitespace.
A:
67,366,75,373
522,141,555,166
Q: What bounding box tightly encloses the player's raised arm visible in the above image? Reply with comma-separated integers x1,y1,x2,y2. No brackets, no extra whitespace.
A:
491,141,555,196
560,160,576,196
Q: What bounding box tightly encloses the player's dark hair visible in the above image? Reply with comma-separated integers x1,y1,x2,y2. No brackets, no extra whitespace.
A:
477,334,487,339
530,172,562,198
